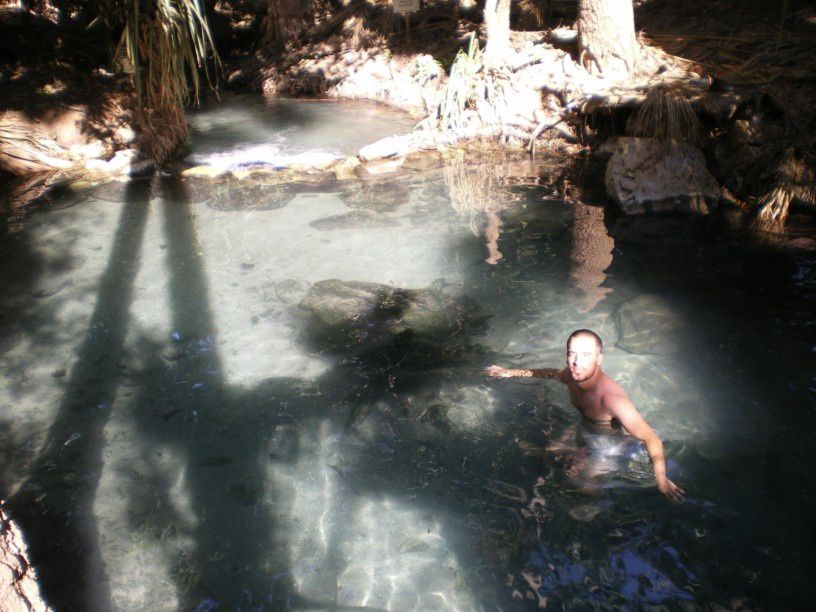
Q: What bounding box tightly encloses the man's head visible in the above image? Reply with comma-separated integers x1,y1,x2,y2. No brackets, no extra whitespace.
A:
566,329,603,383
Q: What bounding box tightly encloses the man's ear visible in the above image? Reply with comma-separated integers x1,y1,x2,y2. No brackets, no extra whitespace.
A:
598,352,604,366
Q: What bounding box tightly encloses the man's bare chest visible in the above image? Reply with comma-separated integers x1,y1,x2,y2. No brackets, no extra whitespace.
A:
568,387,609,420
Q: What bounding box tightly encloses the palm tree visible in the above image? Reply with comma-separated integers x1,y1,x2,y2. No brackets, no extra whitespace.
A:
119,0,220,161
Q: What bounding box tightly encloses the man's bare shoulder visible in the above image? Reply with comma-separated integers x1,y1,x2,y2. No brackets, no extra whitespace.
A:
598,375,633,406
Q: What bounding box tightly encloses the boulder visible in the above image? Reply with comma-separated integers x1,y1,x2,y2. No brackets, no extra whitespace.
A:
605,137,721,215
613,294,691,355
358,135,411,162
299,279,478,341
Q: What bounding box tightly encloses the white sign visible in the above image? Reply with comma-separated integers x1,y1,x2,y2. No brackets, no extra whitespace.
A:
393,0,419,15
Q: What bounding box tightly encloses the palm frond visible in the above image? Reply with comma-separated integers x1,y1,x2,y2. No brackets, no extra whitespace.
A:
120,0,220,112
628,81,702,144
754,149,816,231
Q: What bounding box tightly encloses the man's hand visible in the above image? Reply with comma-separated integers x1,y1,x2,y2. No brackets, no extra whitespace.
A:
484,365,511,377
484,365,529,378
658,478,685,504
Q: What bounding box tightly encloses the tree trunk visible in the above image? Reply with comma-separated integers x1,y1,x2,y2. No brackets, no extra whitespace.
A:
483,0,511,63
262,0,308,54
577,0,637,78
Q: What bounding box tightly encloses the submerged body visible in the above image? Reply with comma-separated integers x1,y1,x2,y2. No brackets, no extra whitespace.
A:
486,330,685,502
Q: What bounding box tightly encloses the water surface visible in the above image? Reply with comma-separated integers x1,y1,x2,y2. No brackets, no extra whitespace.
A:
1,99,814,611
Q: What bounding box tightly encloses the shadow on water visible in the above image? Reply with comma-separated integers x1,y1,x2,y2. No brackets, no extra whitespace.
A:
9,181,152,610
2,156,814,609
134,177,296,607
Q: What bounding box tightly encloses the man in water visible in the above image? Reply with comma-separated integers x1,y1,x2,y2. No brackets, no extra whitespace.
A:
485,329,685,503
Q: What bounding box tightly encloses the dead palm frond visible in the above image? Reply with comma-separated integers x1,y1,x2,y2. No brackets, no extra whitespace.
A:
119,0,220,112
754,149,816,231
628,81,702,144
646,25,816,86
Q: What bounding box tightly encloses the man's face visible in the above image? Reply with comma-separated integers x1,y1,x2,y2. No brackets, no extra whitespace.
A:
566,334,602,383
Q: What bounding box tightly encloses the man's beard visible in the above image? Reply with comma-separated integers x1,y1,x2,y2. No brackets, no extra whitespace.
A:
571,366,596,382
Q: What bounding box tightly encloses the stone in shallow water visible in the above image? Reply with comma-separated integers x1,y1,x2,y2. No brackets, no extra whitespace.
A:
605,137,720,215
274,279,310,306
568,502,605,522
181,164,229,178
299,279,477,338
358,135,410,162
613,294,691,355
309,210,400,231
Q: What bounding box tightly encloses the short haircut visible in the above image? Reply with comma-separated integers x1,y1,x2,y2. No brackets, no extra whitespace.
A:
567,329,603,352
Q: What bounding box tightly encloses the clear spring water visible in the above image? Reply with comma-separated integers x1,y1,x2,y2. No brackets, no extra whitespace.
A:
1,97,815,611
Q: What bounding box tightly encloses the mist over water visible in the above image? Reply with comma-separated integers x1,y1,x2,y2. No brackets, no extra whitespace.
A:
1,99,814,610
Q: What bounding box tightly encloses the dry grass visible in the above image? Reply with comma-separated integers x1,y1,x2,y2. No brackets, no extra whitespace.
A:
627,81,703,144
754,150,816,231
646,25,816,86
437,33,482,132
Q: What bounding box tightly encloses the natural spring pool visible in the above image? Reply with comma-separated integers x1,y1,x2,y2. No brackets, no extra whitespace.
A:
1,96,815,610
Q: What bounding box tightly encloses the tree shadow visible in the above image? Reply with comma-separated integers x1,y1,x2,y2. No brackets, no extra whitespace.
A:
8,180,152,610
3,153,814,609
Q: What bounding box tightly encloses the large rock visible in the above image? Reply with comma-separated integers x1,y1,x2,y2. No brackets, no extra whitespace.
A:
605,137,721,215
300,280,476,336
613,294,691,355
358,135,411,162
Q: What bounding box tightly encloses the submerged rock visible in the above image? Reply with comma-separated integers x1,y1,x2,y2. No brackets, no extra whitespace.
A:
310,210,400,231
613,294,692,355
605,137,721,215
300,280,475,336
333,156,361,181
361,157,406,175
181,165,230,178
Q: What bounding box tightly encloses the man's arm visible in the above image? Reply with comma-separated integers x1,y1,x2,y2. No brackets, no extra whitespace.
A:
605,393,685,503
484,365,567,381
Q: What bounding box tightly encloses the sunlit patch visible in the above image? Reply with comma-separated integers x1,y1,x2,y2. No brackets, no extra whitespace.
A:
265,419,474,609
94,411,185,610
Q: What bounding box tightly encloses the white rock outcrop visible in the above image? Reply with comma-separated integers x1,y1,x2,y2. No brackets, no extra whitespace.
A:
605,137,720,215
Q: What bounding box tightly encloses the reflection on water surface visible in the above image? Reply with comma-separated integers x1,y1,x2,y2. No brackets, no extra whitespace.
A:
1,100,814,611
